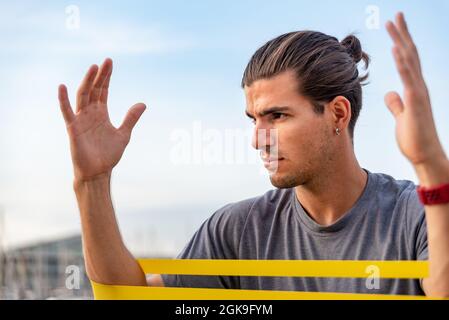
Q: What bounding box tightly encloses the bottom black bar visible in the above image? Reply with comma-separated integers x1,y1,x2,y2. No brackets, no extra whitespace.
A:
0,300,446,319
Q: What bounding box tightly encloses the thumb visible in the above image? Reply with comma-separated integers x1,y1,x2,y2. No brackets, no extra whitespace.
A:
118,103,147,135
384,91,404,118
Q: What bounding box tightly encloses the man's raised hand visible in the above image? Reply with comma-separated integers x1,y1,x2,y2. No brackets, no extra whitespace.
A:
384,13,446,167
58,58,146,182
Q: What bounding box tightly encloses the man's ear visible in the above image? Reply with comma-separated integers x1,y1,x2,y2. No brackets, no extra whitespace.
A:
328,95,351,130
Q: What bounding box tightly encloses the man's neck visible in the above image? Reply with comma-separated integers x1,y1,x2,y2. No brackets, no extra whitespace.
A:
294,154,368,226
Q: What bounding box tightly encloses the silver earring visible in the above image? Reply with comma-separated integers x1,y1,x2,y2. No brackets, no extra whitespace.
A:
335,128,341,136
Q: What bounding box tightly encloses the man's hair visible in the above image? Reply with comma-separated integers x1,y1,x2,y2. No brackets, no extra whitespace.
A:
241,31,370,139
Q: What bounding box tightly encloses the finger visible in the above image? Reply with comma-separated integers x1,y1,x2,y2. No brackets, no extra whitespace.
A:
386,20,406,49
384,91,404,118
76,64,99,112
118,103,147,136
392,46,415,88
396,12,414,46
58,84,75,124
395,12,422,76
99,61,113,104
90,58,112,103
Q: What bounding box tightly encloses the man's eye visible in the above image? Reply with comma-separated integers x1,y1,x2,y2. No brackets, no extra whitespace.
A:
272,113,285,120
250,118,256,124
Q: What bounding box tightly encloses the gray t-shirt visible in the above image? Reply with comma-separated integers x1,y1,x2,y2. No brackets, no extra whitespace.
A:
161,169,428,295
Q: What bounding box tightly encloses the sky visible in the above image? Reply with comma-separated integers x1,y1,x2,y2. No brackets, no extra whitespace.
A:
1,0,449,256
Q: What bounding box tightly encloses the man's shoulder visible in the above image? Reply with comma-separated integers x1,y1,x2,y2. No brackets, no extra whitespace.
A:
371,170,417,197
370,170,424,216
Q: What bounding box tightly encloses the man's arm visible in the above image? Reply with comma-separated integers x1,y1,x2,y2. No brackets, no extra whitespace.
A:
74,174,148,286
147,274,165,287
59,58,153,286
414,159,449,297
385,12,449,297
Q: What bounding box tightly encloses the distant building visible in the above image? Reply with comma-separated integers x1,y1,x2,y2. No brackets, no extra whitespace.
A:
0,235,92,299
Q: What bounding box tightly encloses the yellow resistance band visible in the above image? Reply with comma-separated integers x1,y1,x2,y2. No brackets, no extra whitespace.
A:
91,259,438,300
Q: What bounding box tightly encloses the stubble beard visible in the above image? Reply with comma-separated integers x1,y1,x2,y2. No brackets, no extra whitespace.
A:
268,132,334,189
268,163,313,189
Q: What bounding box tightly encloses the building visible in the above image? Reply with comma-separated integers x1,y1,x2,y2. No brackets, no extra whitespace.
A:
0,234,92,300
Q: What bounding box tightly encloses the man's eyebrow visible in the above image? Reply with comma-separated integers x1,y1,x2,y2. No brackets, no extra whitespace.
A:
245,106,292,118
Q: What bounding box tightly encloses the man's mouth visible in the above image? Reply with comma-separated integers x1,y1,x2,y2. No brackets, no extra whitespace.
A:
261,156,284,169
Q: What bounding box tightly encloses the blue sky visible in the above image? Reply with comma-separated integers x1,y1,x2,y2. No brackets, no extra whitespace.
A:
1,0,448,255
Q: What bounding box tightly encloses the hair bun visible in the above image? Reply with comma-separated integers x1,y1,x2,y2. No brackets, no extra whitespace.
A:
340,34,363,63
340,34,370,73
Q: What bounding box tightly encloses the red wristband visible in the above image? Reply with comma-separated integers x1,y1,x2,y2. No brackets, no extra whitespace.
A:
417,182,449,205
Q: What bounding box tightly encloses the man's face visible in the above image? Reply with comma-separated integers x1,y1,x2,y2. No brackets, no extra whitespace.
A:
244,70,335,188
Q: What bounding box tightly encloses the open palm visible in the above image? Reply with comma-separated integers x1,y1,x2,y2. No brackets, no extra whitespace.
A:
58,58,146,181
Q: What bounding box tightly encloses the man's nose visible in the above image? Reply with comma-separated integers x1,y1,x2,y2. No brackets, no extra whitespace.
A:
251,126,277,150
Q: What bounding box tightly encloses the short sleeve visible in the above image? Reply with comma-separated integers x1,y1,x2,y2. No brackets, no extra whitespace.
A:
404,185,428,292
405,186,428,261
160,198,255,289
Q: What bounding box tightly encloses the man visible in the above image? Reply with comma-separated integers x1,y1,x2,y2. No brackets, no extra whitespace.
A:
58,12,449,297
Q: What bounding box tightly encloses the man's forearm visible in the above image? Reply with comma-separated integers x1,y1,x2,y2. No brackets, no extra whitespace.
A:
74,173,147,286
415,156,449,297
